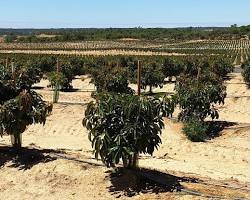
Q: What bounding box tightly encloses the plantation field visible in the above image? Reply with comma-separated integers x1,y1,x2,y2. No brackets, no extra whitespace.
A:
1,69,250,199
0,39,249,50
0,39,249,57
0,49,206,57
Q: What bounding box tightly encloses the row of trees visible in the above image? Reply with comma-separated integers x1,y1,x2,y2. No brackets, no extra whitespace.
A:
1,54,234,166
0,54,233,93
3,25,250,43
83,55,232,168
87,56,233,95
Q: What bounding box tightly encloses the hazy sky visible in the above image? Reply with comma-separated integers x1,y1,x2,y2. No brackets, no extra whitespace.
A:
0,0,249,28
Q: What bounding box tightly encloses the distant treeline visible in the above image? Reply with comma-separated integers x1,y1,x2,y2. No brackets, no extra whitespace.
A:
1,25,250,43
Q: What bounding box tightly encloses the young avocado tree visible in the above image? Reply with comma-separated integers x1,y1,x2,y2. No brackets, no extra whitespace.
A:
47,58,75,103
48,72,66,103
175,72,226,141
176,73,226,121
47,58,80,95
211,59,234,78
162,58,184,82
83,93,173,168
0,65,52,150
90,66,134,94
141,62,165,94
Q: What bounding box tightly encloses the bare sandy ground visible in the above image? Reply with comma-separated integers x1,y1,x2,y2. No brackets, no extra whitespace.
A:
0,72,250,199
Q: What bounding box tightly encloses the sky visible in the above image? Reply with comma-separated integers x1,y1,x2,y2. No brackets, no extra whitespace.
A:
0,0,249,28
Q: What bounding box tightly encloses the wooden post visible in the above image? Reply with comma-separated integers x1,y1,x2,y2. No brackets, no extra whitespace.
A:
5,57,8,69
11,61,15,74
131,60,142,168
57,58,60,73
10,61,21,149
53,58,60,103
137,60,141,96
11,61,16,85
197,67,201,80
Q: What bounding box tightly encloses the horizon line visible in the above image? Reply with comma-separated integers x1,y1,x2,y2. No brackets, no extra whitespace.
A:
0,22,249,30
0,25,246,30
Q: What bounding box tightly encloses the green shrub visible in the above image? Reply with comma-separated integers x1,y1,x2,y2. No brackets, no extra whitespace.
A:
182,118,208,142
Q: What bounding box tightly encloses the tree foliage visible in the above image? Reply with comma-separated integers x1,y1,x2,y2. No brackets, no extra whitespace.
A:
162,58,184,81
1,62,43,89
83,93,173,167
182,118,208,142
0,65,52,148
91,66,134,94
211,59,234,78
141,62,165,93
175,72,226,122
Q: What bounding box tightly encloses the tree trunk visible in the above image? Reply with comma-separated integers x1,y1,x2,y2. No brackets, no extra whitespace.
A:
11,134,22,150
122,156,128,168
169,76,173,82
149,85,153,94
128,153,139,168
53,84,60,103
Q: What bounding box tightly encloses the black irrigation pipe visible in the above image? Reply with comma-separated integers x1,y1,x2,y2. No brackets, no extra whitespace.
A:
126,168,249,200
44,101,89,106
55,101,89,106
53,153,104,167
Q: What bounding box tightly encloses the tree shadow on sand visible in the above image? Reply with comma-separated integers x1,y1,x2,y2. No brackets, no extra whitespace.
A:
205,121,238,140
107,167,197,198
0,146,59,170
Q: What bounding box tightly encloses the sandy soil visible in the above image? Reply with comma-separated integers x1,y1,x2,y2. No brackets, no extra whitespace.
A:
0,72,250,200
36,34,60,38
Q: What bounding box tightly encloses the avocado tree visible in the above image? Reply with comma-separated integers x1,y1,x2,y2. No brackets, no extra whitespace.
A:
0,65,52,150
90,66,134,94
3,60,44,89
54,64,75,91
48,71,66,103
47,58,79,103
175,72,226,141
47,59,82,93
83,93,173,168
211,59,234,78
141,62,165,94
175,72,226,121
162,58,184,82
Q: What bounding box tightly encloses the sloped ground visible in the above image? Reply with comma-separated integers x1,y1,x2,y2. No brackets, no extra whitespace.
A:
0,73,250,199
